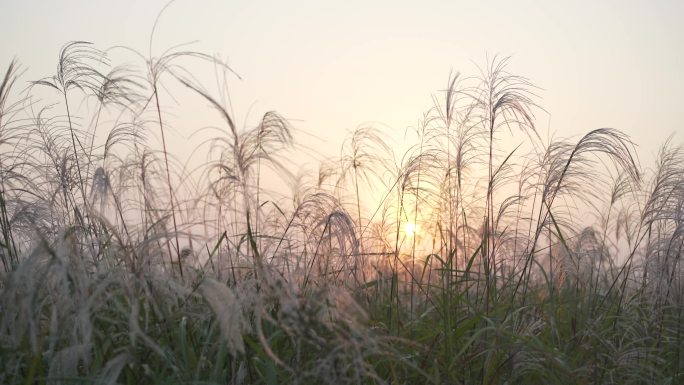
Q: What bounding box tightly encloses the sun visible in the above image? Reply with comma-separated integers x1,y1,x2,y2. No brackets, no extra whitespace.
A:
404,222,419,238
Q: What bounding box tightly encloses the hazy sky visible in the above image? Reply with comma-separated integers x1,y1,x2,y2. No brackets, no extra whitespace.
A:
1,0,683,166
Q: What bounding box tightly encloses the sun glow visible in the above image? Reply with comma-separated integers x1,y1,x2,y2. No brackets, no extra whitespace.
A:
404,222,419,238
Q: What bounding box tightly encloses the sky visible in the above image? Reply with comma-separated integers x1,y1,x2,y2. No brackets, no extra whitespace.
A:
1,0,683,169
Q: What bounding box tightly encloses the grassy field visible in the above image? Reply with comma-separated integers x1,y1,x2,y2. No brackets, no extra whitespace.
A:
1,42,683,384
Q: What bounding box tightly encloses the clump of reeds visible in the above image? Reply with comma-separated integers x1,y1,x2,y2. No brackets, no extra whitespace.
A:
0,38,682,384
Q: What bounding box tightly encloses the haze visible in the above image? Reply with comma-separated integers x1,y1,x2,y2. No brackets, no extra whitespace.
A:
1,0,682,164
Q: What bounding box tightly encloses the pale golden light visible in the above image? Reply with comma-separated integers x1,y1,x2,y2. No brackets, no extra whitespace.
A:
404,222,419,238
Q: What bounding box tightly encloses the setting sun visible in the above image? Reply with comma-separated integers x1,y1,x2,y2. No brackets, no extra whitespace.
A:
404,222,419,238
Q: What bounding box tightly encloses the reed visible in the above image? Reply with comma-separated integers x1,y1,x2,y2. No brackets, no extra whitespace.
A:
0,40,682,384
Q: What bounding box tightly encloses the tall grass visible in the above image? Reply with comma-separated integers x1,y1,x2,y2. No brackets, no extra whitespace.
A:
0,41,682,384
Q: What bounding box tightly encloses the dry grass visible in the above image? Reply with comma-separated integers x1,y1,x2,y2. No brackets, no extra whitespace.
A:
0,40,682,384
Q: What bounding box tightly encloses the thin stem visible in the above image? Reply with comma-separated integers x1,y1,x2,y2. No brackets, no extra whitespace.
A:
153,85,183,278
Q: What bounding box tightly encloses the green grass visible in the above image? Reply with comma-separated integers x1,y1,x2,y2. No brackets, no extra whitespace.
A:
0,42,682,384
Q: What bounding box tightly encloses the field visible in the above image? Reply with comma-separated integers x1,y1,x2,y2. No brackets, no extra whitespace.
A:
1,42,683,384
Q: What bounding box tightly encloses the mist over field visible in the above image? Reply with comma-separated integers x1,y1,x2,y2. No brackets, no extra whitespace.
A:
1,1,683,384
